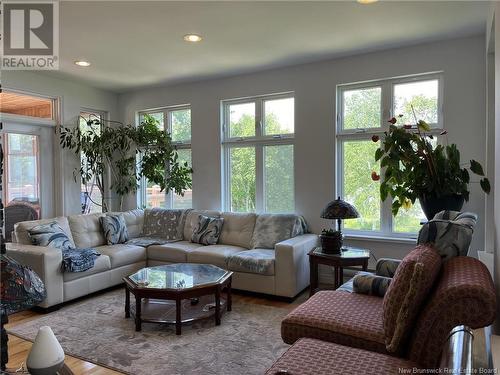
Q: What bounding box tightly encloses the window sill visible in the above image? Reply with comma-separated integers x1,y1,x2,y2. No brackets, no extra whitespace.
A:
343,233,417,245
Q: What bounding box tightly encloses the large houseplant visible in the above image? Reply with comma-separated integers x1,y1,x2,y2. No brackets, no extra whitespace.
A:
59,114,192,212
371,115,490,219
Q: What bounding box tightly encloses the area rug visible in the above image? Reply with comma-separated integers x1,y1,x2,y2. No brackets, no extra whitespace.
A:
8,289,292,375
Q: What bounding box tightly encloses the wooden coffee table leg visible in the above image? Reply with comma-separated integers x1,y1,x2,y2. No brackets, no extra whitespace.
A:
310,257,318,296
339,267,344,288
125,287,130,318
135,296,142,332
215,286,221,326
175,298,182,335
226,279,232,312
334,266,340,289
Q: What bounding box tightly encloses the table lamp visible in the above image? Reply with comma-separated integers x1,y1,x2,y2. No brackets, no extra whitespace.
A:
320,197,360,253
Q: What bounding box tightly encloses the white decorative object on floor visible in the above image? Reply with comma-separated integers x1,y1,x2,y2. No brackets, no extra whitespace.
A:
26,326,65,375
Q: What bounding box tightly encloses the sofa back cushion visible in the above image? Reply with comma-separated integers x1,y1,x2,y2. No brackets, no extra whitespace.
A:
183,210,221,240
219,212,256,249
418,211,477,260
68,213,106,248
382,245,442,353
120,209,144,239
14,216,75,247
251,214,308,249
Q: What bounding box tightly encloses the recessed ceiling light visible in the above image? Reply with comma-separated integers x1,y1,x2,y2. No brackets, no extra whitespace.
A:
75,60,91,67
357,0,378,3
183,34,202,43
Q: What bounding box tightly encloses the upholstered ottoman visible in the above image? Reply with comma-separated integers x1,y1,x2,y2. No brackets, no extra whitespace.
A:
266,338,417,375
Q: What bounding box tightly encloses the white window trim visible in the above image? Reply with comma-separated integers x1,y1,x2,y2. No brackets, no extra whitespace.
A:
336,72,443,239
221,92,295,213
137,105,192,209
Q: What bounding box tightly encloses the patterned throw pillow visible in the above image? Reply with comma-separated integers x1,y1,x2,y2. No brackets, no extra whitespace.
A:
353,273,392,297
191,215,224,245
28,221,75,250
418,211,477,260
251,214,308,249
382,245,442,353
100,214,129,245
143,208,191,240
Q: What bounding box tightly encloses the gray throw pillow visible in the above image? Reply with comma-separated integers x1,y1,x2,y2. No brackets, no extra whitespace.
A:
191,215,224,245
251,214,308,249
28,221,75,250
352,273,391,297
100,213,129,245
417,211,477,260
143,208,191,240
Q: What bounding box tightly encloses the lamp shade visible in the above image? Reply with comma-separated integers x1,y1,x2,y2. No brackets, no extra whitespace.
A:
0,254,46,315
321,197,360,220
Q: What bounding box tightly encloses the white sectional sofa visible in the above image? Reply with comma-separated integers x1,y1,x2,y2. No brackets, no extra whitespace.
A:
7,209,318,308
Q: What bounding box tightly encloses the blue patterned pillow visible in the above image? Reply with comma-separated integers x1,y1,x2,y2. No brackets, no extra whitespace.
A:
191,215,224,245
28,221,75,250
100,213,129,245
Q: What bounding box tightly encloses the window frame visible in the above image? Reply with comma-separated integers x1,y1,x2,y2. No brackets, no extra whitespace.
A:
336,72,444,239
221,92,295,213
137,105,192,209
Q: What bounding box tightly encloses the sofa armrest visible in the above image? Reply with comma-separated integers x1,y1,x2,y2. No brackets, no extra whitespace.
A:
274,234,319,298
375,258,402,278
6,243,64,308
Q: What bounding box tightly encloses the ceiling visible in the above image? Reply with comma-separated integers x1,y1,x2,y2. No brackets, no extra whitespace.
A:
48,1,491,93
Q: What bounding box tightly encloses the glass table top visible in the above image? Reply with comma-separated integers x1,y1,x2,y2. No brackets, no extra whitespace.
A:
127,263,231,290
312,246,370,259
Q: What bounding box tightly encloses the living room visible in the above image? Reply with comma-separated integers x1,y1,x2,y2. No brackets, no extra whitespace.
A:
1,1,499,374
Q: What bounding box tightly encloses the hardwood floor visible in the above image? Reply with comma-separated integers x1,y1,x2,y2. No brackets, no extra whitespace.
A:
4,289,307,375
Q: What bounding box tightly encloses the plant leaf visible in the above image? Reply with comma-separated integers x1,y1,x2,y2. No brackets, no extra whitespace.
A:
480,178,491,194
470,160,485,176
417,120,431,132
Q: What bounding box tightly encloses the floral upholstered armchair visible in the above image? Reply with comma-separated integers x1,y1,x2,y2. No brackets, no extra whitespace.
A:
339,210,477,297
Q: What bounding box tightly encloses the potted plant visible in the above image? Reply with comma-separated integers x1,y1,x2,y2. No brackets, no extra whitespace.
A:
371,114,490,220
320,229,343,254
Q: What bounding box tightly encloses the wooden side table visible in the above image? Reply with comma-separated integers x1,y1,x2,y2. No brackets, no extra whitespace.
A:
309,246,370,296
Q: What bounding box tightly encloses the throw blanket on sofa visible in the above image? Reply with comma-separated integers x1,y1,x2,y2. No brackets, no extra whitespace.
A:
251,214,308,249
61,248,100,273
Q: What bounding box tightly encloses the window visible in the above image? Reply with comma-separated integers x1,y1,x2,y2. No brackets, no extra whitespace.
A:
3,133,41,217
336,73,442,237
138,106,192,209
222,93,294,213
79,110,106,214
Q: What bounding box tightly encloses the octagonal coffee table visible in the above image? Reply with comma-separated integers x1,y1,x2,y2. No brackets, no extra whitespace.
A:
123,263,233,335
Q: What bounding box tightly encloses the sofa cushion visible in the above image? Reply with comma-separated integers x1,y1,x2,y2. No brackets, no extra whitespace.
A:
63,254,111,282
68,213,106,248
147,241,204,263
251,214,308,249
143,208,190,240
219,212,256,249
120,209,144,239
14,216,75,247
28,221,75,250
353,274,391,298
382,245,442,353
281,290,387,353
183,210,221,241
187,244,244,268
95,244,146,268
265,338,418,375
227,249,275,276
191,215,224,245
100,214,129,245
418,211,477,260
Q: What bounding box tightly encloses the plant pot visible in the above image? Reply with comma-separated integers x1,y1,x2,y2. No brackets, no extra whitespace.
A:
419,194,465,220
320,232,343,254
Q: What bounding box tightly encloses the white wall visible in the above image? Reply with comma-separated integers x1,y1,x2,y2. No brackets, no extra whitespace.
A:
119,35,487,264
1,71,119,217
